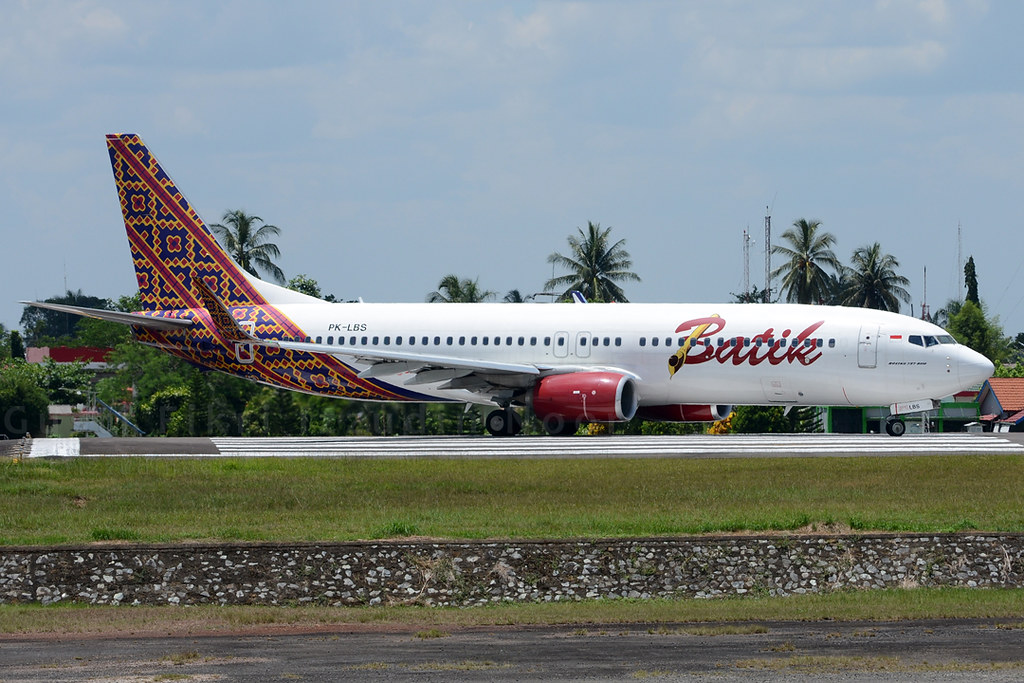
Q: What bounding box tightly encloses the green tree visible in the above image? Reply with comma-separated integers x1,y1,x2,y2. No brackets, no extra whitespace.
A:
97,342,192,408
242,388,303,436
964,256,980,305
931,298,961,329
731,285,768,304
20,290,112,346
0,360,49,437
292,393,365,435
74,318,131,348
35,359,92,404
135,386,187,435
731,405,819,433
731,406,791,433
503,289,527,303
427,275,495,303
994,361,1024,378
1010,332,1024,366
947,300,1008,363
210,210,285,284
546,222,641,303
9,331,25,360
287,274,338,302
770,219,841,304
839,242,911,312
0,358,90,437
72,293,141,348
165,369,213,437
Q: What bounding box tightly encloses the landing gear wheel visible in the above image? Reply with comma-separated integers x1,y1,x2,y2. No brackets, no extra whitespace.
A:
510,410,523,435
885,418,906,437
486,409,521,436
542,415,580,436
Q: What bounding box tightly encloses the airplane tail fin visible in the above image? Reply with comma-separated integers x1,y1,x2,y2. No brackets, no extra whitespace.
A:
106,134,315,311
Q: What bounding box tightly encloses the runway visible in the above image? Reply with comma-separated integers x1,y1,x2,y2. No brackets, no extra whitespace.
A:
4,619,1024,682
25,432,1024,458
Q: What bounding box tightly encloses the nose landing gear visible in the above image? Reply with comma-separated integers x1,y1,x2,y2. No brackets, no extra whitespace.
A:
885,417,906,437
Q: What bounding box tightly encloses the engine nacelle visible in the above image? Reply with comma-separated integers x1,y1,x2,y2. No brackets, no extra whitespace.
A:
532,372,639,424
635,404,734,423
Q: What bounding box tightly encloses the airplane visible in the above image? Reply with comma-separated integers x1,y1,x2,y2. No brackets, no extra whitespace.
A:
24,134,994,437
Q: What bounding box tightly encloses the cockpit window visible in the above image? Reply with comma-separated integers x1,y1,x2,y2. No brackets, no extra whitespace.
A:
924,335,939,347
937,335,956,344
909,335,923,347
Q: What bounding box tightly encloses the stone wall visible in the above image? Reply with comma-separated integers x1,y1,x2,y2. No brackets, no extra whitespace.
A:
2,534,1022,607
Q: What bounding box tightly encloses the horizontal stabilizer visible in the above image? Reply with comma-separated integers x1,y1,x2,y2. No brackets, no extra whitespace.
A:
20,301,193,331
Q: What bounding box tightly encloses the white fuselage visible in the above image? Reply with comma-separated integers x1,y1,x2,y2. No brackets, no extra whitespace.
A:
270,302,992,409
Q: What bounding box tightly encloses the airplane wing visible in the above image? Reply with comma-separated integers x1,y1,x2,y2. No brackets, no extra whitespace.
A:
256,337,639,397
20,301,194,331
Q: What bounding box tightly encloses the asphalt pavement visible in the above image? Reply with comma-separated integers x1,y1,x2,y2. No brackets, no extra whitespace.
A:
25,432,1024,459
4,618,1024,682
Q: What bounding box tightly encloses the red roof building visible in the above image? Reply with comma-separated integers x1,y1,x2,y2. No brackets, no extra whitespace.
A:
976,378,1024,432
26,346,112,369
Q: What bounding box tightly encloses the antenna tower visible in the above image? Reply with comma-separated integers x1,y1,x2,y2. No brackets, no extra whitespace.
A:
763,206,771,302
921,266,930,321
742,227,751,296
957,222,963,302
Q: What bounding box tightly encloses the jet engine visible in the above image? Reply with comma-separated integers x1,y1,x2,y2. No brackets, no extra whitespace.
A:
531,372,639,434
634,404,734,423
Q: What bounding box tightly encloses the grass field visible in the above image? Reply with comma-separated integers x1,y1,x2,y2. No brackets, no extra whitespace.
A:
2,454,1024,545
2,588,1024,635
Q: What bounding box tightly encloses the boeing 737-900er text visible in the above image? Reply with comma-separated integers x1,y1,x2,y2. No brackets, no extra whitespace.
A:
24,135,994,436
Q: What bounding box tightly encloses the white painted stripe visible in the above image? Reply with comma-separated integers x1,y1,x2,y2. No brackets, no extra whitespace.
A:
202,434,1024,458
29,438,81,458
28,435,1023,459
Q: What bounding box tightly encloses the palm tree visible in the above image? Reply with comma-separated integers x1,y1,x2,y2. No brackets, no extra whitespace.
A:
545,222,641,303
210,210,285,283
503,289,526,303
770,219,841,304
839,242,911,312
931,298,962,328
427,275,496,303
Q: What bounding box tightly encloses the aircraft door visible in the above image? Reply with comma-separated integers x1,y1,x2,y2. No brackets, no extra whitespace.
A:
553,331,569,358
857,325,878,369
575,331,592,358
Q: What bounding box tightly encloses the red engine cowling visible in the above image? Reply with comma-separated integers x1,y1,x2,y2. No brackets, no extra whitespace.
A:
532,372,639,423
634,404,734,423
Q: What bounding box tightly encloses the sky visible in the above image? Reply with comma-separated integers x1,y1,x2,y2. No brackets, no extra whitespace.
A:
3,0,1024,337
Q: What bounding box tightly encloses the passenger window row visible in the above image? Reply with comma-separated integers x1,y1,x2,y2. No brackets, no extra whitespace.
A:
638,336,836,349
302,334,833,350
309,335,555,347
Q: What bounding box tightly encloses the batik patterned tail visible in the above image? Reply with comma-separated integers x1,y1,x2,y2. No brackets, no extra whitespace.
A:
106,134,266,311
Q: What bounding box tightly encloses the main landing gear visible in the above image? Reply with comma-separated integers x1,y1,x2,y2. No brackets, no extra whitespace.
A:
485,408,523,436
885,417,906,437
